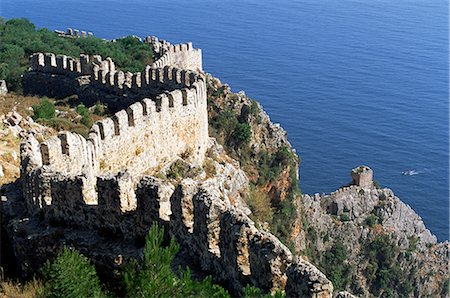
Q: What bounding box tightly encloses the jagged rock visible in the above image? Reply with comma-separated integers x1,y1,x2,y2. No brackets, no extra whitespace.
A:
5,111,22,127
286,257,333,298
0,164,4,177
4,156,332,296
335,291,358,298
296,167,447,297
206,75,297,204
0,80,7,95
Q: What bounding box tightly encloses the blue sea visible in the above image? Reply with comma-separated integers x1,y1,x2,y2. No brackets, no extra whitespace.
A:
1,0,448,241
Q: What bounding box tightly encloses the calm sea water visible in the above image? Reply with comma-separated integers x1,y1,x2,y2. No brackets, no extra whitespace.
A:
1,0,448,241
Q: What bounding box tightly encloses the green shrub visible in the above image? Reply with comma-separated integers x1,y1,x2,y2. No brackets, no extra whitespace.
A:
320,241,352,290
33,98,55,120
38,117,89,137
76,103,93,127
406,236,418,256
166,160,190,180
249,100,261,123
94,101,105,115
210,109,238,141
0,43,26,91
124,224,231,298
365,214,378,227
340,213,350,222
364,235,414,296
42,248,107,298
257,146,299,194
233,122,251,145
442,279,449,297
271,198,297,245
247,184,274,223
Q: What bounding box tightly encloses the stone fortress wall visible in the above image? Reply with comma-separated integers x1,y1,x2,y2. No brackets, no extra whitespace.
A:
24,37,203,110
146,35,202,71
29,51,202,92
19,35,333,297
22,42,209,210
54,27,94,38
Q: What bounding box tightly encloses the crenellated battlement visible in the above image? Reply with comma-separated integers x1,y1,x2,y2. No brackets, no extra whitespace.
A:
55,27,94,38
22,79,208,207
17,35,334,297
22,36,209,211
19,163,331,295
29,52,203,93
145,36,202,71
30,52,89,76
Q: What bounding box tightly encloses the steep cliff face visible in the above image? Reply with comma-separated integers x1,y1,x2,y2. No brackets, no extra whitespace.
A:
206,76,299,205
1,76,448,297
2,136,333,297
296,184,449,297
207,79,448,298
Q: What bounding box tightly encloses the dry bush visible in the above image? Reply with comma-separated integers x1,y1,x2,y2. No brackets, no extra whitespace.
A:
247,186,274,224
0,279,44,298
203,158,217,178
0,93,40,117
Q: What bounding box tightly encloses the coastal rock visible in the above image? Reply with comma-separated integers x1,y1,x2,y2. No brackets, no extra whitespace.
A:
296,167,447,296
286,257,333,298
3,153,331,297
206,75,298,204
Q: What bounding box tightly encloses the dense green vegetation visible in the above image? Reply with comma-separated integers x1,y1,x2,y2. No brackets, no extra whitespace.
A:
365,213,379,227
363,235,414,297
319,241,352,291
31,97,96,136
0,18,153,91
76,103,93,127
256,146,299,245
32,97,55,120
256,146,299,192
35,224,280,298
207,83,300,249
210,108,252,149
339,213,350,222
42,248,107,298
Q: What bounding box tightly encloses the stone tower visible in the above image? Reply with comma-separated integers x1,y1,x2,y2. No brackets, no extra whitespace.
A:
351,165,373,189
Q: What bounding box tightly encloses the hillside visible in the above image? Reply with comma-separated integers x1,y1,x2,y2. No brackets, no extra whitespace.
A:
0,18,448,298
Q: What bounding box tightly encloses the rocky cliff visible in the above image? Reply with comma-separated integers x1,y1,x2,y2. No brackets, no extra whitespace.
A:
2,133,333,297
203,78,449,297
1,49,448,298
294,181,448,297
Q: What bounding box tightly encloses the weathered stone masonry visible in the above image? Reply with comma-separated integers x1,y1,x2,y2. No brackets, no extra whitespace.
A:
23,39,203,110
19,37,333,297
22,50,208,210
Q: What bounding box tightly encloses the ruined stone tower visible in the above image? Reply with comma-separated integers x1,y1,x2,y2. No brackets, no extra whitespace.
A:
351,165,373,189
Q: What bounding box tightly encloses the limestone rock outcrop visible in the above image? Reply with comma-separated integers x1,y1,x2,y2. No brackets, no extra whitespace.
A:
286,257,333,298
3,140,333,297
0,80,7,95
295,167,448,297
